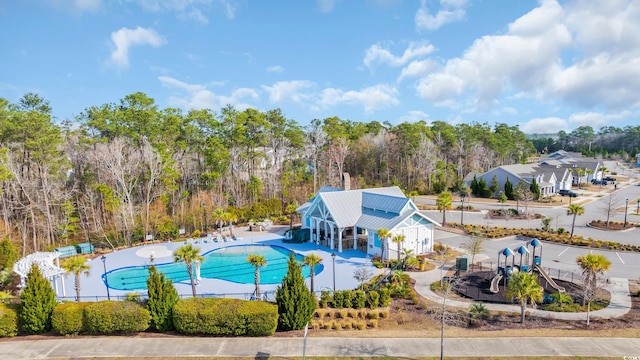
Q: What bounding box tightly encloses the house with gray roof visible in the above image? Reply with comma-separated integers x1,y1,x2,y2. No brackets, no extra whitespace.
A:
472,150,602,197
297,186,440,258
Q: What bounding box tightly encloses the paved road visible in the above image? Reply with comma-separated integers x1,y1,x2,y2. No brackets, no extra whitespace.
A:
1,336,640,359
417,176,640,246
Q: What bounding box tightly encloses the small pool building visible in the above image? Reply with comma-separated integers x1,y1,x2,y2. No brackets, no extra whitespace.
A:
297,186,439,258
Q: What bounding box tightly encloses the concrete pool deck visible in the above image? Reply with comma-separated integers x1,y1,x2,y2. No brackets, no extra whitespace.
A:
58,226,382,301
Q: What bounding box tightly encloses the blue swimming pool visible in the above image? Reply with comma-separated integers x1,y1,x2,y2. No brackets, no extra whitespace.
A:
105,244,324,291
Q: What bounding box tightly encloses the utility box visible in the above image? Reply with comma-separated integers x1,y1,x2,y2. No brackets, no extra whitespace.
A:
455,256,469,271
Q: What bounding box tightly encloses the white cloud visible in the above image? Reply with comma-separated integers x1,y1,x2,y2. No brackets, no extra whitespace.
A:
568,110,633,129
397,110,430,123
415,0,468,31
320,84,399,113
520,117,568,134
266,65,284,73
416,0,570,107
415,0,640,114
158,76,259,110
398,59,435,81
262,81,315,103
109,27,165,69
130,0,240,22
364,41,434,69
317,0,338,13
44,0,102,13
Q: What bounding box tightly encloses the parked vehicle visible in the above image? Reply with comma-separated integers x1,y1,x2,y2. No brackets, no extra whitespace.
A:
603,176,616,182
591,179,608,185
558,189,578,197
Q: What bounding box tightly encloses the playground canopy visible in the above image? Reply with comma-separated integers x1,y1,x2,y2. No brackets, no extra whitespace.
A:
13,252,67,296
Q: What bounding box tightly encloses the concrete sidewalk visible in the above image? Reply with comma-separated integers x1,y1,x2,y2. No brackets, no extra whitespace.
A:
1,336,640,359
410,267,632,320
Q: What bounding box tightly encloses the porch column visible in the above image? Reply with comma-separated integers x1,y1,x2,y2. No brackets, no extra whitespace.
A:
315,219,320,243
330,225,335,250
353,228,357,250
338,228,343,253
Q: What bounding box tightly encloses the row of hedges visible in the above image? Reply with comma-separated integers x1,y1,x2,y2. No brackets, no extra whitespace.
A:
450,224,640,252
51,301,151,335
2,297,278,338
317,289,391,309
172,298,277,336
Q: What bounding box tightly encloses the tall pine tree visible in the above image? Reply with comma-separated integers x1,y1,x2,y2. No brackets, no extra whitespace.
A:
504,178,514,200
146,265,179,332
275,253,316,331
529,178,541,200
19,263,57,334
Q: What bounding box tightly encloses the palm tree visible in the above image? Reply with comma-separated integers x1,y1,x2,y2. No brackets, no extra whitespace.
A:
286,203,298,232
436,191,453,226
303,253,322,293
221,212,238,237
550,291,573,309
468,303,490,320
576,253,611,325
173,244,204,298
62,256,90,302
567,204,585,241
506,272,543,324
247,254,267,300
376,228,390,267
391,234,405,263
212,208,224,231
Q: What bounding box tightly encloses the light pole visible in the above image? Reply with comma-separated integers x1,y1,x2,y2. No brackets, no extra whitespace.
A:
101,255,110,300
624,199,629,228
331,253,336,292
460,195,465,226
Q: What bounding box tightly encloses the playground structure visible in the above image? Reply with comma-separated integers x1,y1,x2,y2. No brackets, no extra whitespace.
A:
490,238,565,294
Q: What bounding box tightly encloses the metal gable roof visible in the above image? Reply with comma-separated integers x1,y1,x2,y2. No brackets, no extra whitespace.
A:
314,186,406,228
361,192,409,215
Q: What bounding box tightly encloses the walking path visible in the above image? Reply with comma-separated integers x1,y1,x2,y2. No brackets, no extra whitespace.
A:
409,267,632,320
2,336,640,359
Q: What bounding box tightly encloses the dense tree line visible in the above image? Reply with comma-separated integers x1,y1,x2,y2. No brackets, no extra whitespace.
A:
1,92,543,253
531,125,640,160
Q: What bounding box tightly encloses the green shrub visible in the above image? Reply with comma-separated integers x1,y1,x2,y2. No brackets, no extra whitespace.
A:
0,303,18,337
19,264,57,334
51,302,90,335
84,300,150,334
319,290,332,308
342,290,353,308
367,291,380,309
353,290,366,309
275,253,316,331
172,298,277,336
379,288,391,307
146,265,179,332
333,291,345,308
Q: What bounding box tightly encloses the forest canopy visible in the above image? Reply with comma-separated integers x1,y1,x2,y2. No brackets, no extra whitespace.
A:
0,92,638,254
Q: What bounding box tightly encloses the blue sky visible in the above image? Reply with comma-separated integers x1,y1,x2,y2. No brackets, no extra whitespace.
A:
1,0,638,133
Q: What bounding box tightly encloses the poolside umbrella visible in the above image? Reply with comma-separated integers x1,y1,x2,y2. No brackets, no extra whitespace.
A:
515,245,529,269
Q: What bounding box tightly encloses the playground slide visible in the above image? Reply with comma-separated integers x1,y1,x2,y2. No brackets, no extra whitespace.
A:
535,266,566,293
490,273,502,293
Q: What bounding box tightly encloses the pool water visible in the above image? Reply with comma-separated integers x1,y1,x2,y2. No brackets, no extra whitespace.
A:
105,244,324,291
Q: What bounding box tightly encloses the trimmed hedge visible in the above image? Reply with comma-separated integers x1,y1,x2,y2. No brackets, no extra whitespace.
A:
51,302,90,336
84,301,150,335
0,303,18,337
172,298,278,336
